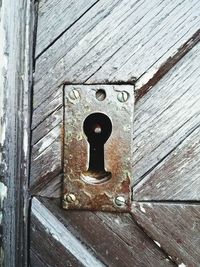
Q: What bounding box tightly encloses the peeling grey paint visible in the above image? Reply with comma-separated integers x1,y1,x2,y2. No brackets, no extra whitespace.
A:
0,182,7,267
0,182,7,209
0,1,7,265
0,0,32,265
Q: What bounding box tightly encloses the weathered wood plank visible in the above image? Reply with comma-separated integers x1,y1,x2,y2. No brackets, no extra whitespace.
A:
0,0,33,266
31,108,62,145
31,198,105,267
131,202,200,267
32,87,62,128
31,88,63,196
132,42,200,190
30,215,84,267
30,109,62,194
30,137,62,194
32,124,61,158
34,174,62,198
134,126,200,200
135,29,200,102
35,0,99,57
34,0,200,109
30,250,47,267
87,1,200,84
38,197,176,267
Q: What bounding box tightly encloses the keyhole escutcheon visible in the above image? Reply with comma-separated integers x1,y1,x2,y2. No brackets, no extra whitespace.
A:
81,112,112,184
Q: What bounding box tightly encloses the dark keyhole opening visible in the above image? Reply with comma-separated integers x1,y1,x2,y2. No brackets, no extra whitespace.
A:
81,112,112,184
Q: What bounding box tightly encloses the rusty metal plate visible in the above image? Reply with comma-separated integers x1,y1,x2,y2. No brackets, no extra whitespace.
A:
62,85,134,212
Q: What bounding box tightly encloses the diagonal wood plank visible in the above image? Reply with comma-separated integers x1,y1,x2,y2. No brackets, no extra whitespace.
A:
86,2,200,84
36,197,176,267
30,135,62,193
30,250,48,267
135,29,200,102
30,217,85,267
32,87,62,128
133,125,200,200
32,124,61,157
131,202,200,267
31,197,102,267
132,41,200,191
33,0,200,109
31,105,63,195
33,174,62,198
31,108,62,145
35,0,99,57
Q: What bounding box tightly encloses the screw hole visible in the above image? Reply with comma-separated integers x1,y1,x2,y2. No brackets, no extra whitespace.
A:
96,89,106,101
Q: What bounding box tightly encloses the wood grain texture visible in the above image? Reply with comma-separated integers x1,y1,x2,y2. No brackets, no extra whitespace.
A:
30,133,62,194
31,198,105,267
34,174,62,198
30,251,47,267
131,202,200,267
32,87,62,128
37,197,176,267
34,0,200,109
32,124,61,158
31,108,62,145
30,215,84,267
35,0,99,57
134,126,200,200
132,42,200,195
30,1,200,265
135,29,200,102
0,0,33,266
31,90,63,195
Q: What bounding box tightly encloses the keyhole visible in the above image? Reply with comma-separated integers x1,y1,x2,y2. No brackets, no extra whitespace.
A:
81,112,112,184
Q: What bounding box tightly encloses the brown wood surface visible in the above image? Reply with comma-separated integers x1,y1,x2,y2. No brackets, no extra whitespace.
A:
132,202,200,267
30,197,176,267
31,212,84,267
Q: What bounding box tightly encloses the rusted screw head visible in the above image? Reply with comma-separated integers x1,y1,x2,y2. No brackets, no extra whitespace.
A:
64,193,76,203
115,196,126,207
68,89,80,101
117,91,129,102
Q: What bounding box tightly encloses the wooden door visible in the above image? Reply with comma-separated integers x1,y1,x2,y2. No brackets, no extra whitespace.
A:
1,0,200,266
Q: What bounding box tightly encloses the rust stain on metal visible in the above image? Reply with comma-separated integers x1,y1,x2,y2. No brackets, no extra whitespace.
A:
62,85,134,212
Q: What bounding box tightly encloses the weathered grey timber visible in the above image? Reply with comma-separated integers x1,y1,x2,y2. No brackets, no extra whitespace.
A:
33,0,200,110
1,0,200,265
0,0,33,266
30,197,176,267
133,42,200,195
35,0,99,57
132,202,200,267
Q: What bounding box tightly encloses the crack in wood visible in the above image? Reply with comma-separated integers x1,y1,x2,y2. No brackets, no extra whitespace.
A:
35,0,101,59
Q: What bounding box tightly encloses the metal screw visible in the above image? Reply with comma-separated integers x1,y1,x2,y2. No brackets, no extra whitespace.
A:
64,193,76,203
96,89,106,101
115,196,126,207
68,89,80,101
117,91,129,102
